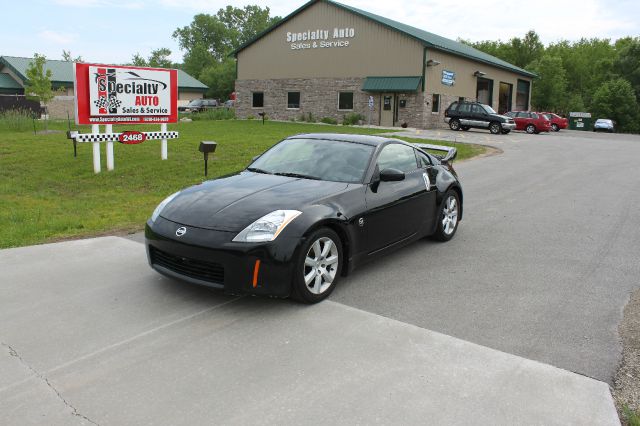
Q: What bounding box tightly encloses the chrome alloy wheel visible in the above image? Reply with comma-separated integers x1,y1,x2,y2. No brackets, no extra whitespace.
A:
304,237,339,294
442,195,459,235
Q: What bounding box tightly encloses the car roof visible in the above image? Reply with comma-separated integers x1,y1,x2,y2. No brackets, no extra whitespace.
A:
286,133,401,147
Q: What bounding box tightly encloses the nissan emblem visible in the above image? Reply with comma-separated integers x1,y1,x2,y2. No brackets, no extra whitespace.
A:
176,226,187,237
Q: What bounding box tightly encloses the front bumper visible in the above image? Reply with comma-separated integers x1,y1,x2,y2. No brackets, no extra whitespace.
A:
145,216,303,297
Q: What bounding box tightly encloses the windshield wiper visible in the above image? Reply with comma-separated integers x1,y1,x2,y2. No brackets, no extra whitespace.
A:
273,172,321,180
246,167,272,174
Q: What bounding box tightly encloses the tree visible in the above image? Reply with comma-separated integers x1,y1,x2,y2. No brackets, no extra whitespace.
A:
173,5,279,76
614,37,640,104
199,58,236,100
130,48,174,68
24,54,54,121
591,78,640,132
62,50,82,62
529,55,568,112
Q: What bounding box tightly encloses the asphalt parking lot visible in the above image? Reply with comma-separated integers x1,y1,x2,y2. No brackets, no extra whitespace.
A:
1,127,636,424
362,127,640,382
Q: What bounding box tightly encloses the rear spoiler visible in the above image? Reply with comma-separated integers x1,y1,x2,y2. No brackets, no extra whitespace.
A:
413,143,457,163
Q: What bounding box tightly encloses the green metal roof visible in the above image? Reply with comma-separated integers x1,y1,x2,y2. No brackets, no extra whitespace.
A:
0,56,208,90
0,72,22,89
232,0,536,78
362,76,422,92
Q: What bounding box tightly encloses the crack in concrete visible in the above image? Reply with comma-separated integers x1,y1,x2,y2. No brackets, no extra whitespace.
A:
2,342,99,425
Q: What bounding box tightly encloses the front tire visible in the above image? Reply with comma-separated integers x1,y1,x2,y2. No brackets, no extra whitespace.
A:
525,124,536,134
433,190,460,242
489,122,501,134
291,228,342,304
449,119,461,131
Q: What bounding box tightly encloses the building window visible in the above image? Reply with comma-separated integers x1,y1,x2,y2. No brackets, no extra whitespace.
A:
252,92,264,108
431,94,440,113
287,92,300,109
458,97,465,102
338,92,353,110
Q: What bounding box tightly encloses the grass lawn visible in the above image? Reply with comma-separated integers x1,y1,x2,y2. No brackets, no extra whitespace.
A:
0,119,486,248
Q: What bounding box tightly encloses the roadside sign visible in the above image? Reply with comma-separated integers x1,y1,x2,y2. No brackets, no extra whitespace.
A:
368,95,374,110
74,63,178,125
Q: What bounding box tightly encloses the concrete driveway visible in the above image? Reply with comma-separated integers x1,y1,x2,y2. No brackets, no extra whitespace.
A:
1,237,618,425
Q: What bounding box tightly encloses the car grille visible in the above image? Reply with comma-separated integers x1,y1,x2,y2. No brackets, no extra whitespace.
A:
150,247,224,285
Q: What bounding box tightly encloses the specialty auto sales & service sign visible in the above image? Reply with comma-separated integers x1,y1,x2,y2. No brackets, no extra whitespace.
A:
74,63,178,125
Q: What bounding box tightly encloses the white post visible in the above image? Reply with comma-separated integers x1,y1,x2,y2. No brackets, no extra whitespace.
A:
91,124,101,173
161,123,168,160
105,124,114,171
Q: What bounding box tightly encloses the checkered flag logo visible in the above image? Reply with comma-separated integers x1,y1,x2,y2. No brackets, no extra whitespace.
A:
93,96,122,110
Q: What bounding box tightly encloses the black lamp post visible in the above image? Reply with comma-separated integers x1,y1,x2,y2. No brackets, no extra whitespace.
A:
199,141,217,177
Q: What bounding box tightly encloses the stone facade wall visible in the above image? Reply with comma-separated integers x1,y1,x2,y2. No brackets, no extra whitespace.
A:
47,96,75,119
235,78,473,129
236,78,382,125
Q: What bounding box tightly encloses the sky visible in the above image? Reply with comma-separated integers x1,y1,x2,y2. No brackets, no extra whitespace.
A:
2,0,639,64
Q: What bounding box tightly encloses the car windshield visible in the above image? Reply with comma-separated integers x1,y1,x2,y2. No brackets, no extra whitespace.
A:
482,104,497,114
248,138,374,183
597,119,613,124
187,100,203,106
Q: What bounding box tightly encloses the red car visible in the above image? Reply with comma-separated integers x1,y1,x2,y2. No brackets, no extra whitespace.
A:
505,111,552,134
541,112,568,132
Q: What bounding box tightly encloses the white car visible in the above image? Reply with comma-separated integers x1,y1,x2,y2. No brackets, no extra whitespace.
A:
593,119,615,133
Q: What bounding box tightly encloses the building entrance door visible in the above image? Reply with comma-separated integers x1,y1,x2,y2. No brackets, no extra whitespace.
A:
380,94,395,127
498,82,513,114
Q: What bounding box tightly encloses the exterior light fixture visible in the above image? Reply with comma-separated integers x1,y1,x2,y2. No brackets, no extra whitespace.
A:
426,59,441,66
474,71,486,77
199,141,217,177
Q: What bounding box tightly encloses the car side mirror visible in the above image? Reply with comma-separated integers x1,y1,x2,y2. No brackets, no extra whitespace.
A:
379,168,405,182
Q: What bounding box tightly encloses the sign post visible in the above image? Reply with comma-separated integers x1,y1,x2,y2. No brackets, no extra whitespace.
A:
72,63,179,173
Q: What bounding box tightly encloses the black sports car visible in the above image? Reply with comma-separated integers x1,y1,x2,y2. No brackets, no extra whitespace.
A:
146,133,463,303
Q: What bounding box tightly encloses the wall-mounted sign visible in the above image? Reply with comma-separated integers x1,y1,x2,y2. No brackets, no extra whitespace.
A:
442,70,456,86
286,27,356,50
74,63,178,125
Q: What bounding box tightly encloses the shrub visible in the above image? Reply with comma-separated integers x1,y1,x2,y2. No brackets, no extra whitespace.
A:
0,109,35,132
342,113,364,126
320,117,338,125
306,112,315,123
190,108,236,121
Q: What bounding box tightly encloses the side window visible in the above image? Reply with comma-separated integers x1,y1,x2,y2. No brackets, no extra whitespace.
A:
457,103,471,113
471,104,484,114
516,112,527,118
447,101,458,112
531,113,538,119
376,144,418,173
416,150,432,167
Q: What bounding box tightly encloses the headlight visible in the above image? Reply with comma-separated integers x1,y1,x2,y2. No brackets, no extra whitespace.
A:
233,210,302,243
150,191,180,223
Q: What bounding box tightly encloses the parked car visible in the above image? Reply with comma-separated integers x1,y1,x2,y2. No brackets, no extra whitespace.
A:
178,99,218,113
593,119,615,133
445,101,516,134
146,134,463,303
541,112,568,132
223,99,235,108
504,111,552,134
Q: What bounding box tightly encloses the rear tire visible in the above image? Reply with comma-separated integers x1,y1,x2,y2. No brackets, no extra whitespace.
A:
489,122,501,134
449,119,461,131
552,123,559,132
526,124,536,134
291,228,342,304
433,190,460,242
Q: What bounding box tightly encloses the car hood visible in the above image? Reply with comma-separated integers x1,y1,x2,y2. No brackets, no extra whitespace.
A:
160,171,350,231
